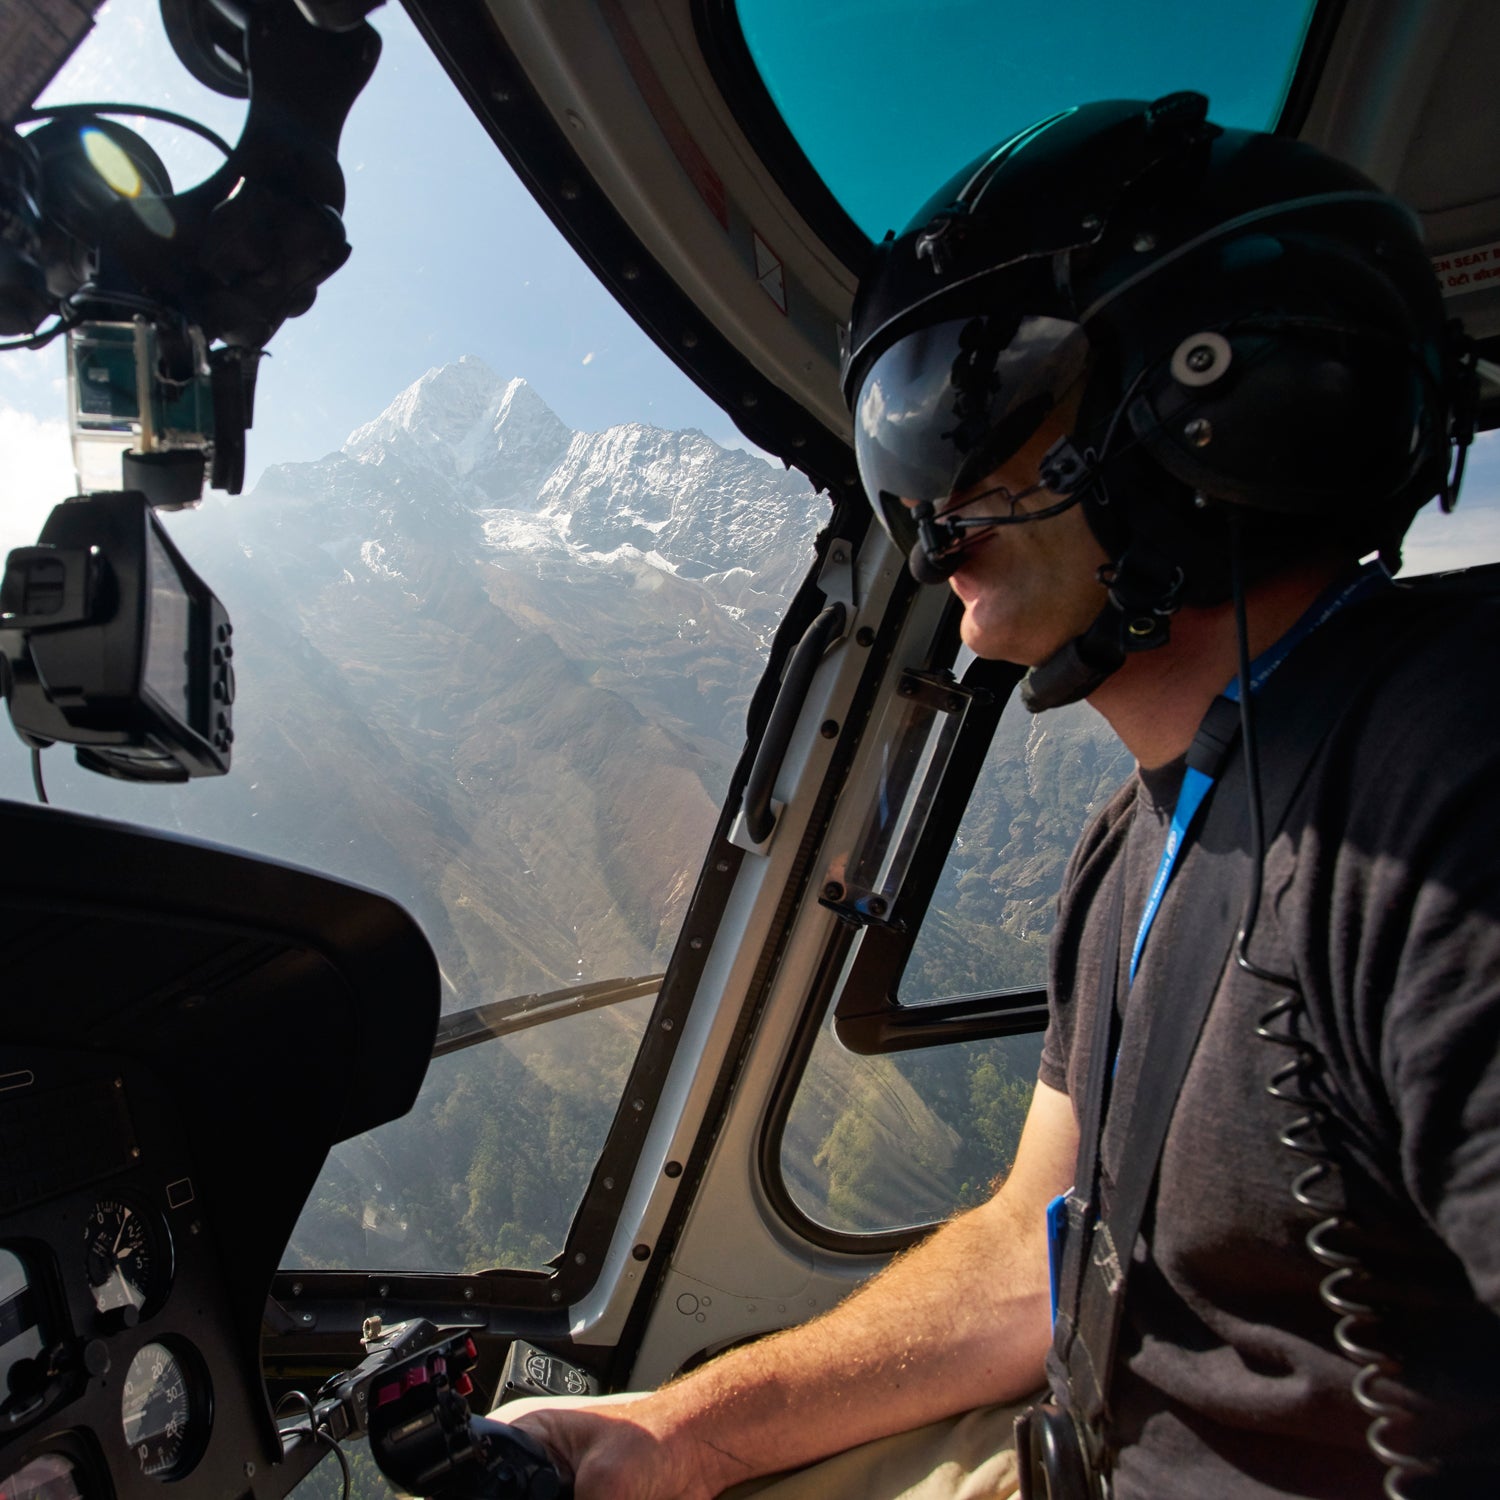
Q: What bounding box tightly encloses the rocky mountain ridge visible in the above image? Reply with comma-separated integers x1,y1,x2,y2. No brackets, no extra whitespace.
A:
0,358,828,1006
0,356,1130,1016
233,358,821,662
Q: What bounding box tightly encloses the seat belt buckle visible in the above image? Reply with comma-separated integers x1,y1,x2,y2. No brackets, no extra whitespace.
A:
1015,1401,1099,1500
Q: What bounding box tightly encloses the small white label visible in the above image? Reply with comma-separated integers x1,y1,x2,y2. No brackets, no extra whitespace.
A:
1431,238,1500,296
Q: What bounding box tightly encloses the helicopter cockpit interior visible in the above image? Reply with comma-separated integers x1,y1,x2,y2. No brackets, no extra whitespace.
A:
2,2,1499,1499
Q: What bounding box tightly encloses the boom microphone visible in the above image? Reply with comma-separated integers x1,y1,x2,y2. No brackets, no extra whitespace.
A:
908,499,968,584
909,536,961,584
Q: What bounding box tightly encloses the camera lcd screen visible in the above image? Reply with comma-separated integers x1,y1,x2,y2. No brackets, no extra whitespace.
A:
143,523,194,727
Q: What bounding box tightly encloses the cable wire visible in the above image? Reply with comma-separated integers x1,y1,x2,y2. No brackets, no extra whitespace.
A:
273,1389,316,1433
64,285,173,321
30,748,48,805
19,104,234,159
1231,529,1436,1497
274,1390,351,1500
1229,534,1294,991
0,281,181,356
318,1427,353,1500
0,316,82,354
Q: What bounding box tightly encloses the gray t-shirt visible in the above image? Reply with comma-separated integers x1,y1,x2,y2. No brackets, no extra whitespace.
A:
1038,584,1500,1497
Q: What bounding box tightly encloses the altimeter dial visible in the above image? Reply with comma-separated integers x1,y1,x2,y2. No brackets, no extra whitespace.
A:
121,1340,210,1479
84,1197,172,1318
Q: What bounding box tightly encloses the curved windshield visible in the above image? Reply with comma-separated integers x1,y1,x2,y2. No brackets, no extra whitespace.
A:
734,0,1323,238
0,0,822,1273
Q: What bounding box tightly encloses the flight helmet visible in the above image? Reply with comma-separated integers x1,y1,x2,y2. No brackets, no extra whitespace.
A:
840,93,1474,707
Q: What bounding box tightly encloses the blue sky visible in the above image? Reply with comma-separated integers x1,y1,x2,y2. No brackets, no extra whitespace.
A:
0,0,757,551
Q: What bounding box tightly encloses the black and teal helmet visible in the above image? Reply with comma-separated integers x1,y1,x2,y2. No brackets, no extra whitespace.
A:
840,92,1467,606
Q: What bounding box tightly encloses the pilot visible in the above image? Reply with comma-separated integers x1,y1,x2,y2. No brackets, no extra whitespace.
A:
505,95,1500,1498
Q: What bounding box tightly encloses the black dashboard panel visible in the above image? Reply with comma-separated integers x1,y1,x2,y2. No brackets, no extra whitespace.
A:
0,800,441,1500
2,1047,278,1500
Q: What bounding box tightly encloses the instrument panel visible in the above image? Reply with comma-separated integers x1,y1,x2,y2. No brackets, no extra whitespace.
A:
1,1046,277,1500
0,796,440,1500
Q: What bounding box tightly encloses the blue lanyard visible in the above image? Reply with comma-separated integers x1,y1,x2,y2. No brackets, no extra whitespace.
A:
1126,563,1391,986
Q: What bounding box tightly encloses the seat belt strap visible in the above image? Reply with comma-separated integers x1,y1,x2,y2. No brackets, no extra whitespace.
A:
1050,877,1124,1355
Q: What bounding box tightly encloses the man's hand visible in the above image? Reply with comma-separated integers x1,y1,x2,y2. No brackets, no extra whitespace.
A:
508,1394,722,1500
505,1081,1078,1499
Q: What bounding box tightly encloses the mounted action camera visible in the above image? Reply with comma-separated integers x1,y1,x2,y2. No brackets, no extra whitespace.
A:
0,492,233,782
0,1,383,792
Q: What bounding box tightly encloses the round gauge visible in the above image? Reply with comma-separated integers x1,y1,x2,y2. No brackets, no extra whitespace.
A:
83,1197,173,1318
120,1341,210,1480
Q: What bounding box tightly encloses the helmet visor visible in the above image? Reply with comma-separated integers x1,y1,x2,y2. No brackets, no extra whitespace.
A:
853,314,1090,548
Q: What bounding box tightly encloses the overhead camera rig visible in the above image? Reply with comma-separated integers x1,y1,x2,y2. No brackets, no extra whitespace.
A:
0,0,379,783
2,0,382,498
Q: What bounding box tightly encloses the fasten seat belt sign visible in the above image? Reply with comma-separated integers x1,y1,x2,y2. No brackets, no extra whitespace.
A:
1432,238,1500,295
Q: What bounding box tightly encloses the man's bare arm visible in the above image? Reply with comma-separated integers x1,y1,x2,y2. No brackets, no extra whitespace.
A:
510,1079,1078,1500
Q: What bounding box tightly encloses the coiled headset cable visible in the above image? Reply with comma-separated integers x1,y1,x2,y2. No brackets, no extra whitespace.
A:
1227,530,1435,1498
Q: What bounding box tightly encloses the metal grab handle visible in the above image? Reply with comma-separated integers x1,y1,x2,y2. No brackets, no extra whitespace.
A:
431,974,663,1058
740,601,847,845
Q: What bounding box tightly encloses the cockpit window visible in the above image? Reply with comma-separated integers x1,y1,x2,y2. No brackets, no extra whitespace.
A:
901,700,1132,1002
0,0,823,1275
1404,431,1500,575
732,0,1322,239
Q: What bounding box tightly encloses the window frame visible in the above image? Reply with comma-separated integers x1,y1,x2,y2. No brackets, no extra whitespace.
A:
690,0,869,273
829,650,1051,1056
263,521,858,1325
757,648,1066,1254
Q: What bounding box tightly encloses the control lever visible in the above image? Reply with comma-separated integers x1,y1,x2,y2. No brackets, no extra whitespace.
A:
311,1321,571,1500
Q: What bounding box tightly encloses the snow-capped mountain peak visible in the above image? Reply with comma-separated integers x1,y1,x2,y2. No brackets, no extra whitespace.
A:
252,358,822,609
340,358,572,508
344,355,506,457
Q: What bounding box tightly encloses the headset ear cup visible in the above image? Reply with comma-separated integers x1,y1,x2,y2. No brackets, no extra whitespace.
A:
1082,327,1432,607
1078,216,1450,573
1129,260,1448,539
1130,333,1421,519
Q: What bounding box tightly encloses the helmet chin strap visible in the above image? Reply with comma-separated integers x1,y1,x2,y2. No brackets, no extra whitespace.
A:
1020,546,1185,712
